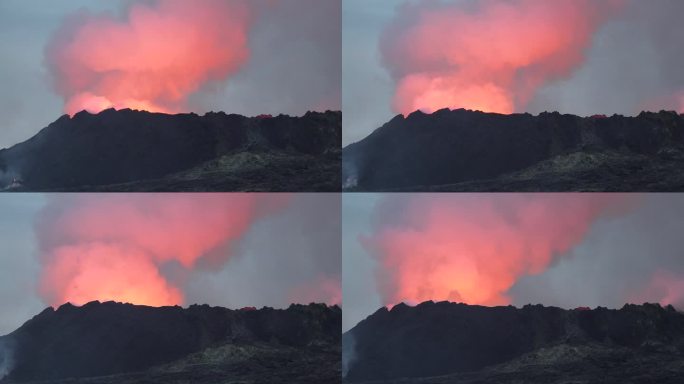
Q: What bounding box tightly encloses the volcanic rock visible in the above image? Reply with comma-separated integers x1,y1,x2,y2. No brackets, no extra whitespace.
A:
0,109,341,192
343,301,684,383
0,301,341,383
343,109,684,191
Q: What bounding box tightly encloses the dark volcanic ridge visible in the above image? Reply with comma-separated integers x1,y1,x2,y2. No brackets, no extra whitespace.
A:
0,108,341,192
0,301,341,384
343,301,684,384
343,108,684,192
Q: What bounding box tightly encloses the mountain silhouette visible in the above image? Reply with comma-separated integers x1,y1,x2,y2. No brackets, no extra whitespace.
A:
343,109,684,191
344,301,684,383
0,109,341,192
0,301,341,383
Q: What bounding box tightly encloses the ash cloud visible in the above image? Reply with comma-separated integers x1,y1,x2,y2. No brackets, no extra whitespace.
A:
32,194,340,309
510,195,684,310
188,0,342,116
45,0,255,115
355,194,684,316
361,194,635,308
342,0,684,145
0,0,340,149
345,194,684,331
34,194,290,307
0,194,339,337
44,0,341,117
183,194,342,308
526,0,684,115
379,0,624,115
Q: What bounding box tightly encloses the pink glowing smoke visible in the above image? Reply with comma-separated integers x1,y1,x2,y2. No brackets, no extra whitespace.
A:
36,194,289,307
289,276,342,306
46,0,252,115
380,0,624,114
640,90,684,114
362,194,633,307
632,271,684,308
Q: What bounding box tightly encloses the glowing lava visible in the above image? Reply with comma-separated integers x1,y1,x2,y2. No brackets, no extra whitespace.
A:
46,0,252,115
380,0,624,115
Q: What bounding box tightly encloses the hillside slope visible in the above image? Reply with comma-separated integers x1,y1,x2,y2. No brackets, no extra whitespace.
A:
343,109,684,191
0,301,341,383
0,109,341,192
344,301,684,383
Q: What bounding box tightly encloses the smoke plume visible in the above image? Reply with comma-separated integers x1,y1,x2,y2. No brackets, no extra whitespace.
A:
0,338,13,380
35,194,289,307
362,194,634,307
507,194,684,310
342,333,357,378
46,0,252,115
380,0,624,115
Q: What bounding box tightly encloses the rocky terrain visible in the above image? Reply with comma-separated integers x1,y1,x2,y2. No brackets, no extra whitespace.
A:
343,109,684,191
0,109,341,192
0,301,341,384
343,301,684,384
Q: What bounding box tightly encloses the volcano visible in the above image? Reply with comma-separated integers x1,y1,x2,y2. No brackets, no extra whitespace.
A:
0,109,341,192
0,301,340,383
343,109,684,191
343,301,684,384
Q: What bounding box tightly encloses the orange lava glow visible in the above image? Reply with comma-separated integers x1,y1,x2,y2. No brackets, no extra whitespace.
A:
381,0,624,115
65,93,172,115
362,194,633,308
42,244,182,307
47,0,252,115
37,194,290,307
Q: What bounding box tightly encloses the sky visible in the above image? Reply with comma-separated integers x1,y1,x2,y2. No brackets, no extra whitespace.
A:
0,193,341,336
343,0,684,146
0,0,341,149
343,193,684,332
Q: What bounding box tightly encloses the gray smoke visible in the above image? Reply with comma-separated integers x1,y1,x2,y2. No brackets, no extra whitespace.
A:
188,0,341,116
342,0,684,146
529,0,684,115
0,1,340,150
182,193,342,308
0,338,14,380
0,167,22,191
342,332,357,378
510,195,684,310
342,155,359,189
343,194,684,332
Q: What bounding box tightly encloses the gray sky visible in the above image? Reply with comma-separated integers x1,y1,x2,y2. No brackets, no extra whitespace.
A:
342,194,381,332
342,0,396,146
183,193,342,310
0,0,341,149
0,193,340,336
342,0,684,146
343,194,684,332
0,195,45,337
